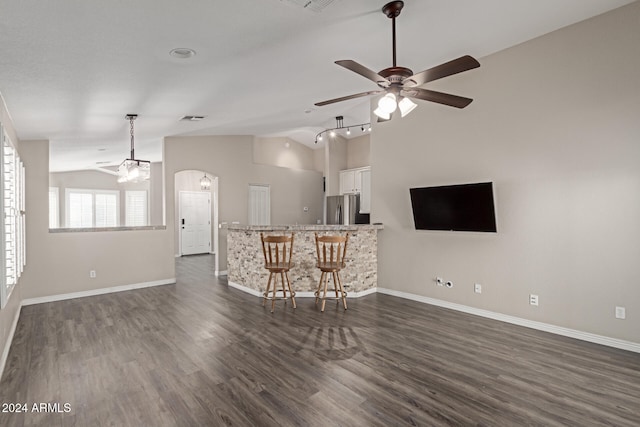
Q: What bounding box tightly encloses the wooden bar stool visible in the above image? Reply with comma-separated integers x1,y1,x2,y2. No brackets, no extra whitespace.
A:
314,232,349,312
260,233,296,313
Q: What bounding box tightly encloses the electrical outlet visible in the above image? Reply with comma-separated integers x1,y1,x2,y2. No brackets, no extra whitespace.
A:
474,283,482,294
445,281,453,288
615,306,626,319
529,294,539,306
436,277,444,286
89,270,96,279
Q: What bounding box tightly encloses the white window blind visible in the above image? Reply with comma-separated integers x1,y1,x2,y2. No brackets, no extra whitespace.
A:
49,187,59,228
68,191,93,228
66,189,119,228
95,193,118,227
1,126,25,309
125,190,148,226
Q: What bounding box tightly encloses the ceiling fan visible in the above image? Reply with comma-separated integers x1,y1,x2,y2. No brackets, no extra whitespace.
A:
315,1,480,120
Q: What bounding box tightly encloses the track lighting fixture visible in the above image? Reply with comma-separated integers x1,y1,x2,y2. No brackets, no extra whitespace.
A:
315,116,371,144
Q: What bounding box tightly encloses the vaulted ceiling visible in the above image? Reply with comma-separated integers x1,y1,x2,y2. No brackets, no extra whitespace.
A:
0,0,634,171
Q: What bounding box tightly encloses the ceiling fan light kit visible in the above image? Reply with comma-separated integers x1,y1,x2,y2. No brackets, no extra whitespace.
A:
117,114,151,184
398,96,417,117
315,1,480,121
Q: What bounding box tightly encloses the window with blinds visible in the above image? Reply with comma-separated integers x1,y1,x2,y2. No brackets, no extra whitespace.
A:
65,189,119,228
1,125,25,309
125,190,148,226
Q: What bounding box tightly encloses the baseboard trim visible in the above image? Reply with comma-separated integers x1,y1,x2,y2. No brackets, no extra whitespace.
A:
228,281,262,297
228,281,377,299
216,270,228,277
0,304,22,381
377,288,640,354
22,278,176,306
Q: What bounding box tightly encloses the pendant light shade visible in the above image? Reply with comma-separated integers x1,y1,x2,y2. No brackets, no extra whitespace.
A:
374,93,398,120
398,96,417,117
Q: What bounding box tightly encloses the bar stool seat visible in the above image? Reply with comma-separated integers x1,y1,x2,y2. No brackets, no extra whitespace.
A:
260,233,296,313
314,232,349,312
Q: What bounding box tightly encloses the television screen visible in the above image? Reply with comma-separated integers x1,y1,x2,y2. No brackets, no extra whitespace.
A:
410,182,497,232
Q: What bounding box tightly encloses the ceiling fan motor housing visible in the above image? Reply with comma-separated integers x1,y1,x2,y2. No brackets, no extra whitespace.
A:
379,66,413,83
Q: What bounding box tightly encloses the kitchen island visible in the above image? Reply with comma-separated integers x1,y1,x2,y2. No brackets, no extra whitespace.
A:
227,224,383,297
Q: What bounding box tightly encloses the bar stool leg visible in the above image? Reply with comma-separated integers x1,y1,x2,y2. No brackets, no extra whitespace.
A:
337,271,347,310
280,272,287,305
271,272,278,313
263,272,273,306
285,271,296,309
315,272,324,305
332,271,340,301
321,271,329,312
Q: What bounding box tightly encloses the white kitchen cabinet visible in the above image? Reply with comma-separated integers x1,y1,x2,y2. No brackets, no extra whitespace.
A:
340,169,361,194
339,166,371,213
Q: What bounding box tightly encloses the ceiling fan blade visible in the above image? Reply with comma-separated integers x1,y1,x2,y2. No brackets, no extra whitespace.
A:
335,60,390,87
314,90,382,107
403,55,480,87
403,88,473,109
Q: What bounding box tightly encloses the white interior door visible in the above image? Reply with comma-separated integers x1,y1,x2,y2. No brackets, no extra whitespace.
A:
249,184,270,225
179,191,211,255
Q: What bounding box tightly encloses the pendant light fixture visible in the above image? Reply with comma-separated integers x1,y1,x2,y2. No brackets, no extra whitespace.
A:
117,114,151,183
200,173,212,190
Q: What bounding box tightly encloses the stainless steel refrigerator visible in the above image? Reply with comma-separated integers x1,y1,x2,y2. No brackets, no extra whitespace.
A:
326,194,370,225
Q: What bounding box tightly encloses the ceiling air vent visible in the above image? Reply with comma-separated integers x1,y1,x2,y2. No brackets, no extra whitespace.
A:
180,115,206,121
280,0,335,13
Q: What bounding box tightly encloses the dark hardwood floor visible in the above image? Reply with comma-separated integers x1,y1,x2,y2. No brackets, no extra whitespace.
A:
1,254,639,426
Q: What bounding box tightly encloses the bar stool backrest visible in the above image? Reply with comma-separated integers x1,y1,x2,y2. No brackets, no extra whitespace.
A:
315,233,349,270
260,233,295,269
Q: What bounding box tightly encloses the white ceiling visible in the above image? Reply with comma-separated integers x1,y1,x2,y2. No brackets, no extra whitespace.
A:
0,0,634,172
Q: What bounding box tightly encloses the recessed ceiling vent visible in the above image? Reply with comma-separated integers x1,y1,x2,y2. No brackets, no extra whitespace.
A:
180,115,206,121
280,0,335,13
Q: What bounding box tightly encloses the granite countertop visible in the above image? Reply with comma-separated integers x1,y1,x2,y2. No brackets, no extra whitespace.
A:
226,224,383,231
50,225,167,233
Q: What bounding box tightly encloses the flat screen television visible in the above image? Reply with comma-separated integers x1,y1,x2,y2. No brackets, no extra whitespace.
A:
410,182,497,232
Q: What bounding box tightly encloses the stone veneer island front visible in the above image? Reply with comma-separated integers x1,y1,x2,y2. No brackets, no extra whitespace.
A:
227,224,383,297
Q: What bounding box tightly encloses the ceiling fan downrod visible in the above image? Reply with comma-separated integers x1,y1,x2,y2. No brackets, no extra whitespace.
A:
382,1,404,68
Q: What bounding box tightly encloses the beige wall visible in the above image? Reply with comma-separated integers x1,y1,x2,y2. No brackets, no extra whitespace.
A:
20,140,175,300
371,2,640,343
164,135,324,271
347,134,371,169
313,147,324,174
49,165,163,227
325,135,348,196
253,136,320,172
0,94,23,373
150,162,164,225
